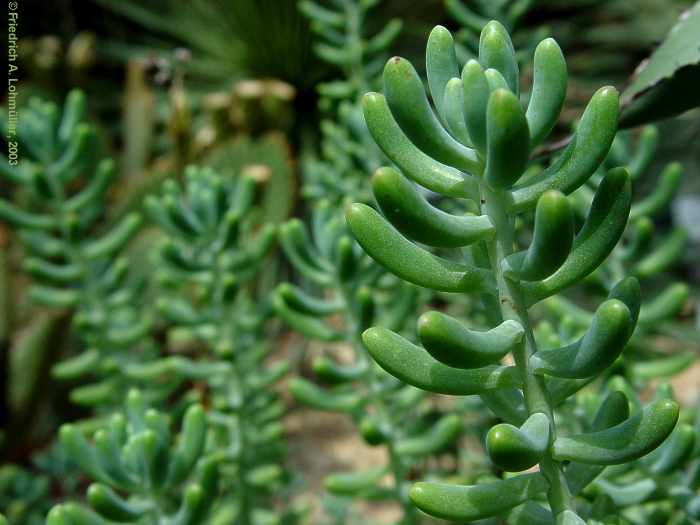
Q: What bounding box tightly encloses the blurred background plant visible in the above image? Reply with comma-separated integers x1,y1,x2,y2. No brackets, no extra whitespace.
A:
1,0,699,523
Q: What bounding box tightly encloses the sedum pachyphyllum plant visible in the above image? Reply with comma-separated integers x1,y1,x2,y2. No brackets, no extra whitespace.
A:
46,389,217,525
346,22,681,523
0,90,152,409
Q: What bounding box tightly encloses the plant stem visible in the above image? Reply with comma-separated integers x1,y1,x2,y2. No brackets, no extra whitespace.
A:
481,184,573,516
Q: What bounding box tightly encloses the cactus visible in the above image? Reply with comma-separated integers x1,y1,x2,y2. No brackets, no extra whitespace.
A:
0,90,152,408
346,22,681,522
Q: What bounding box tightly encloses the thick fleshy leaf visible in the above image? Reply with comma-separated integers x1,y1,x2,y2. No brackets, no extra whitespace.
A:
510,87,619,213
485,89,530,188
395,414,462,456
486,412,550,471
418,310,523,368
527,38,567,147
362,327,521,395
426,25,460,124
503,190,573,281
346,204,495,293
521,168,631,306
553,399,679,465
324,466,387,496
383,57,480,173
288,378,362,413
530,299,634,379
630,162,682,220
631,227,688,279
462,59,490,153
478,20,519,94
443,78,471,144
372,167,494,248
363,92,479,198
410,474,548,521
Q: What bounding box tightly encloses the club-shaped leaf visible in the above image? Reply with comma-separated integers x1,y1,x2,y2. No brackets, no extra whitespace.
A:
503,190,573,281
631,227,688,279
564,390,631,495
485,89,530,188
443,78,471,144
363,92,479,198
417,310,523,368
383,56,480,173
372,167,494,248
510,87,619,213
346,203,495,293
479,20,519,94
426,25,460,124
324,466,387,496
289,378,363,413
395,414,462,456
553,399,679,465
410,473,548,521
362,327,521,395
629,162,682,220
486,412,550,471
527,38,567,147
462,59,490,153
521,168,631,306
530,299,634,379
272,292,343,342
638,282,689,325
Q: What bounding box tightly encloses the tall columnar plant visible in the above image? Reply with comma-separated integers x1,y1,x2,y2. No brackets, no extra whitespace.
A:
0,91,152,409
346,22,681,523
274,203,463,523
142,166,302,524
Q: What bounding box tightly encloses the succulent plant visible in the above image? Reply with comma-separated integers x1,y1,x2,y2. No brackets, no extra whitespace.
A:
0,90,152,408
346,21,681,523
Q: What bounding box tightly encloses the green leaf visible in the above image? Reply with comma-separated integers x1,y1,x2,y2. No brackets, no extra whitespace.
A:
462,59,490,153
394,414,462,456
630,162,682,220
530,299,635,379
417,310,523,368
521,168,631,306
485,89,530,188
362,92,478,198
479,20,518,94
410,473,548,521
346,203,495,293
324,466,387,496
273,292,344,342
289,378,363,413
526,38,567,147
426,25,460,123
503,190,574,281
553,399,679,465
486,412,549,471
638,282,689,325
362,327,521,395
620,2,700,127
87,483,147,521
631,228,688,279
383,56,480,173
372,166,494,248
510,87,619,213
